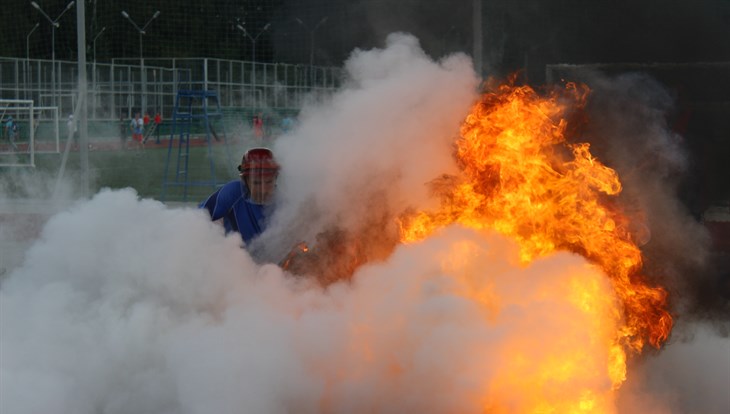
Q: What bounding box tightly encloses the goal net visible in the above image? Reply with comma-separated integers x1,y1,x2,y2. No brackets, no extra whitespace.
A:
0,99,60,168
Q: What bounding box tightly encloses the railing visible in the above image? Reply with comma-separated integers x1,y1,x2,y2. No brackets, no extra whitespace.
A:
0,56,343,122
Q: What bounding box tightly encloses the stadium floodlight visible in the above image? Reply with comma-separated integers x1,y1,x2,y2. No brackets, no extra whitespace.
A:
295,16,327,86
121,10,161,113
26,22,40,99
91,26,107,116
92,26,106,63
31,1,75,108
237,23,270,90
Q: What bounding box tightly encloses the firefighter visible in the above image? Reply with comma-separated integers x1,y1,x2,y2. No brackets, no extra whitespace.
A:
200,147,279,245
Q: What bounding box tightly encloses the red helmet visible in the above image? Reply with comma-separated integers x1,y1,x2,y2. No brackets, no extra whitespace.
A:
239,148,279,204
238,147,279,177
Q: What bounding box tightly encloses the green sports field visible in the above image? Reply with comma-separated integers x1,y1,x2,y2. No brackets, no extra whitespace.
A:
0,136,261,203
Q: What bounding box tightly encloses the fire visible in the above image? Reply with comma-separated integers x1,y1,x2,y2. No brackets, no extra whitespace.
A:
398,80,672,408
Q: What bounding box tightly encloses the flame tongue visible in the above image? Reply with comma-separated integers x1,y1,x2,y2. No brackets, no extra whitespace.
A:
399,81,672,388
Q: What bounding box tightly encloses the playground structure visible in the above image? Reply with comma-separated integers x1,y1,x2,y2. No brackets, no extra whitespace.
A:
161,89,234,202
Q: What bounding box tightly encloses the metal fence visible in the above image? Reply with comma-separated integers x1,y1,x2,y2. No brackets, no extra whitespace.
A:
0,57,343,122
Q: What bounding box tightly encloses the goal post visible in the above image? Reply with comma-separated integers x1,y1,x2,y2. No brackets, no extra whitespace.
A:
0,99,60,168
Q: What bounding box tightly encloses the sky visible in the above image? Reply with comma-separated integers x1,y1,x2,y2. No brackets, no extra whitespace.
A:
1,33,729,414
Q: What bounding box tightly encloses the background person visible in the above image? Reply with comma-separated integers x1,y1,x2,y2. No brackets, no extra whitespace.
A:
252,113,264,140
199,147,280,245
66,114,77,140
5,116,18,151
154,111,162,144
280,115,295,134
129,112,144,150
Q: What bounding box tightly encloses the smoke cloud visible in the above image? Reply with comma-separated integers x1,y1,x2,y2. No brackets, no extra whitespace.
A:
0,188,626,413
252,33,479,262
2,34,728,413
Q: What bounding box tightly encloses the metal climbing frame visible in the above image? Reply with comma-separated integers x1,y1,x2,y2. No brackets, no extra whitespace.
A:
160,89,233,201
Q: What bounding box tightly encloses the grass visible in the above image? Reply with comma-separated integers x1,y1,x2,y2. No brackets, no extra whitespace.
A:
0,136,257,203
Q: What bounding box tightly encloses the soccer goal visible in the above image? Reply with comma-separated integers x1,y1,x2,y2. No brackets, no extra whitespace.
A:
0,99,60,168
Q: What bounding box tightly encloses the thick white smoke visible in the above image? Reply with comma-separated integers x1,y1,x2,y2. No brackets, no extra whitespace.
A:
252,33,479,261
1,34,728,414
1,188,623,413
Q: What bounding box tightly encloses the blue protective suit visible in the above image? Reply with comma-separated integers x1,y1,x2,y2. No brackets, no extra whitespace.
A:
199,180,270,244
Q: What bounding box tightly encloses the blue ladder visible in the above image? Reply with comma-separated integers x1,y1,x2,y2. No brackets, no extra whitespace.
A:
161,89,233,201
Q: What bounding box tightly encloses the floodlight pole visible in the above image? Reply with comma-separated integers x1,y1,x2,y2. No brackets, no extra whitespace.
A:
121,10,160,114
295,16,327,87
31,1,75,109
92,26,106,64
76,0,89,196
92,26,106,119
26,23,40,100
236,23,270,90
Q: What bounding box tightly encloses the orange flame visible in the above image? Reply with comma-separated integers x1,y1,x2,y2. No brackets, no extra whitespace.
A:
398,81,672,396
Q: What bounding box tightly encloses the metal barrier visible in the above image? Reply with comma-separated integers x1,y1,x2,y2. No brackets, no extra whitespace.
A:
0,56,343,122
